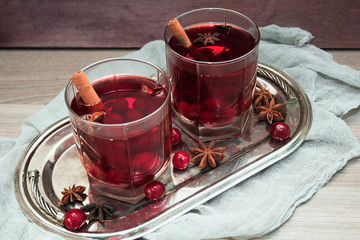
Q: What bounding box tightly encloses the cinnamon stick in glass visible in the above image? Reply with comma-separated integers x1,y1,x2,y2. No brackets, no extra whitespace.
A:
167,18,207,61
71,71,106,112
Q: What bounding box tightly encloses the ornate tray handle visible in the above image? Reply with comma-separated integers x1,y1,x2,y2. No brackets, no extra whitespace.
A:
257,65,292,95
28,169,64,223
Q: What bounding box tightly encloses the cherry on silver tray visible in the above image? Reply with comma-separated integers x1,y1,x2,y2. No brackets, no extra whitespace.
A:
14,63,312,239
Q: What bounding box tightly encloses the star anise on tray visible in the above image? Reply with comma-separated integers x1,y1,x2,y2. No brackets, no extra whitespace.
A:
255,97,285,125
254,84,273,106
189,141,226,170
81,203,117,223
86,111,104,122
60,185,86,205
194,32,221,45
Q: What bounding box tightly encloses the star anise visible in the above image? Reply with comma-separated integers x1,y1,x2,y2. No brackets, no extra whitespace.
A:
189,141,226,169
141,84,164,96
254,84,273,106
60,185,86,205
86,111,104,122
255,97,285,124
81,203,117,223
215,24,232,34
194,32,221,45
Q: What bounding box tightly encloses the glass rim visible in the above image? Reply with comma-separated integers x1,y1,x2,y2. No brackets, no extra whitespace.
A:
65,57,171,127
164,7,260,65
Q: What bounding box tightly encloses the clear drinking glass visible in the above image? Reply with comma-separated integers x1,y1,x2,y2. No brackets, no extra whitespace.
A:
165,8,260,141
65,58,172,204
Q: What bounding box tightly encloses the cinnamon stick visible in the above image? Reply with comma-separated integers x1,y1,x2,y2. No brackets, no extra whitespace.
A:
70,71,101,106
167,18,192,48
167,18,207,61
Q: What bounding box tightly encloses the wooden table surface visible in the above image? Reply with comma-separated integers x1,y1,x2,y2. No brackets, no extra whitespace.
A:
0,49,359,239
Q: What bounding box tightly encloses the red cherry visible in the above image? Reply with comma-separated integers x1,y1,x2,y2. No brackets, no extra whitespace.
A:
133,98,148,111
176,101,197,120
203,98,222,113
132,172,155,187
88,101,107,113
172,150,190,170
125,109,144,122
132,152,159,174
112,98,129,111
133,98,158,115
144,181,165,201
105,169,127,184
63,208,87,231
199,110,217,126
172,127,181,145
270,122,291,141
102,112,125,124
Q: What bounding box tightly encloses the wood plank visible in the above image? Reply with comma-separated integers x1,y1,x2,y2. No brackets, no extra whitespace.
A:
0,49,133,105
0,104,44,139
0,0,359,49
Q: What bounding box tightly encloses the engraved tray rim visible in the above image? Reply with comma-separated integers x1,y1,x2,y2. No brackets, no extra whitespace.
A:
14,63,312,239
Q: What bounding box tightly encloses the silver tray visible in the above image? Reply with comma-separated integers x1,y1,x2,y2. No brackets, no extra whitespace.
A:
15,63,312,239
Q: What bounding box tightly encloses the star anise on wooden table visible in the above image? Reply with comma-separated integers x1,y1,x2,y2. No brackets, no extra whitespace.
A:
254,84,273,106
255,97,285,124
60,185,86,205
194,32,221,45
189,141,226,169
81,203,117,223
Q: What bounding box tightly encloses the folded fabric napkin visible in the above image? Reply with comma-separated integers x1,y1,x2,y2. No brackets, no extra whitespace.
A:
1,24,360,240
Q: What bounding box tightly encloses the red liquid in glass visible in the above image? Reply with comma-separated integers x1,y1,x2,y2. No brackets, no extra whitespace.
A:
70,75,171,192
167,23,257,137
170,24,255,62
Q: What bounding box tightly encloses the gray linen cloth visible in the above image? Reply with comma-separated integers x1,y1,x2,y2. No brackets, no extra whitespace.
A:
1,25,360,239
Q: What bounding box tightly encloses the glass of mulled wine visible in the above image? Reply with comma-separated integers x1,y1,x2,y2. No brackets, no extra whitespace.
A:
65,58,172,204
165,8,260,140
